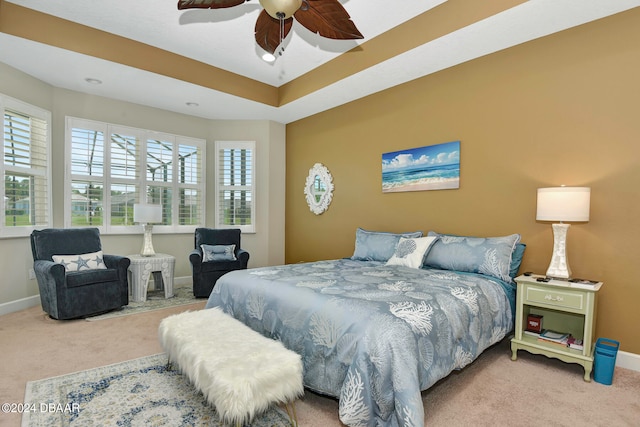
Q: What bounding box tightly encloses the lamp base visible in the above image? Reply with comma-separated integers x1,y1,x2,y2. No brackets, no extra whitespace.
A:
140,223,156,257
546,223,571,279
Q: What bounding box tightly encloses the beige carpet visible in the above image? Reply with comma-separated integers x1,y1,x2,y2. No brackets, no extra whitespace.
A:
1,302,639,427
86,285,200,321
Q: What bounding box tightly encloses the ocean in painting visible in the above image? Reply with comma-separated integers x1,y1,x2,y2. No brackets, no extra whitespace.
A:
382,163,460,192
382,141,460,192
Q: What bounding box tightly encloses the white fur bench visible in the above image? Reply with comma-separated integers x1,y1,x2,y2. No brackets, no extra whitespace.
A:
158,308,303,426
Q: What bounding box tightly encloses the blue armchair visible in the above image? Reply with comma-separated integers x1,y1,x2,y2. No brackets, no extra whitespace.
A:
189,228,249,298
30,228,130,320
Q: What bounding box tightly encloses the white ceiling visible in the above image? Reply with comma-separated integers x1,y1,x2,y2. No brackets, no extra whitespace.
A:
1,0,639,123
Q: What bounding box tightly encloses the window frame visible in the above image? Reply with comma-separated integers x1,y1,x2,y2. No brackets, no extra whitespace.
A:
214,141,256,233
65,117,206,234
1,94,52,238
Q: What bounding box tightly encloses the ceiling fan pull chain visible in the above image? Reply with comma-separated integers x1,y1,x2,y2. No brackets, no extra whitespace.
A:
277,11,285,56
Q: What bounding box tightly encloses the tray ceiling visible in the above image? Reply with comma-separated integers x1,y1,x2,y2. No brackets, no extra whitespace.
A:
1,0,638,123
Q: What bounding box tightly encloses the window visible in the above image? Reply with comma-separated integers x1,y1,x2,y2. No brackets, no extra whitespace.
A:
215,141,255,233
1,95,51,238
65,117,205,233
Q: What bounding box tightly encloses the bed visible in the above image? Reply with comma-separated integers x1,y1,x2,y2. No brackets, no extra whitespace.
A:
205,229,524,427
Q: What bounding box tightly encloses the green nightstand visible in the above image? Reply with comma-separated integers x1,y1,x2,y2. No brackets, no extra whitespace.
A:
510,274,602,381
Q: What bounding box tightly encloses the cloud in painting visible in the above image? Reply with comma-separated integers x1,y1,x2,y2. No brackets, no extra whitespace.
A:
382,144,459,172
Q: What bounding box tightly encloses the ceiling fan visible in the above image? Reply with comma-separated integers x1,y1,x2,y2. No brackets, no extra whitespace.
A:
177,0,363,59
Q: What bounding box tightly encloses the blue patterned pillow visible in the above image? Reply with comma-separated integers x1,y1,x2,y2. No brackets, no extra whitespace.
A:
423,232,521,282
509,243,526,278
351,228,423,262
201,244,237,262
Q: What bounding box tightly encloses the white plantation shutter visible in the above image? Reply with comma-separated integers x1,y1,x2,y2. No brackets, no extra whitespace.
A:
144,136,173,224
146,137,173,182
66,117,205,233
69,123,107,227
71,127,105,177
215,141,255,233
110,130,140,226
110,133,138,180
1,96,51,237
176,141,203,226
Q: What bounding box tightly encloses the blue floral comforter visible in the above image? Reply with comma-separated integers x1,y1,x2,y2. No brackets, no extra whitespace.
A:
205,259,514,426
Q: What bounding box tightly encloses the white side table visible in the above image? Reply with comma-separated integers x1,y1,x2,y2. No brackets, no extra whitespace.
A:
127,253,175,302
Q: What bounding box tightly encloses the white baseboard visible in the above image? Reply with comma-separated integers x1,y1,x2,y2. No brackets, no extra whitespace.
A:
0,294,41,316
616,350,640,372
0,275,193,317
173,276,192,287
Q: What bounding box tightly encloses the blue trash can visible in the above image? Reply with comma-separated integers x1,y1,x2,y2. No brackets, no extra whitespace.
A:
593,338,619,385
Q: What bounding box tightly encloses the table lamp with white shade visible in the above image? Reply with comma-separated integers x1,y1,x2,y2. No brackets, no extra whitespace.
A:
133,204,162,257
536,186,591,279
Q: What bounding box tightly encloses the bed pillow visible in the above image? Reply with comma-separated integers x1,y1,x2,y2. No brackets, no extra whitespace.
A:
52,251,107,272
351,228,423,262
509,243,527,278
386,236,438,269
423,232,521,282
201,244,237,262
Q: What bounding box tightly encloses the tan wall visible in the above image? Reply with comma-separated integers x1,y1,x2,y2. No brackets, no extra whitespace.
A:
285,10,640,354
0,63,286,307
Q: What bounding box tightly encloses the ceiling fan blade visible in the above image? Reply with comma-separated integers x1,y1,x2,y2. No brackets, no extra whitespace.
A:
177,0,246,10
294,0,363,40
255,10,293,54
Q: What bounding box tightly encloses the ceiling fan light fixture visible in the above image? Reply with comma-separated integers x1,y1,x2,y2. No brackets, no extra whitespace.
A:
259,0,302,20
262,52,277,62
178,0,362,58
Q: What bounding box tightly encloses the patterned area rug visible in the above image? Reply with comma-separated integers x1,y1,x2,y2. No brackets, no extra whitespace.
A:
86,285,203,321
22,353,293,427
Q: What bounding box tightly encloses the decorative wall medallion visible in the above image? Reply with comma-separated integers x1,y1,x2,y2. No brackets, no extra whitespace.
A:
304,163,334,215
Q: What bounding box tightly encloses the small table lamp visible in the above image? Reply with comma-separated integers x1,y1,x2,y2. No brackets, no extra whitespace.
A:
133,204,162,257
536,186,590,279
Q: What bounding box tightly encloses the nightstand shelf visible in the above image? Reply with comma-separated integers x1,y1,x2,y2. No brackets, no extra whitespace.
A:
511,274,602,382
518,333,588,358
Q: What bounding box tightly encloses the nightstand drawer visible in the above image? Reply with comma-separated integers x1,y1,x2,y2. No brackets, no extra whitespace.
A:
525,286,585,311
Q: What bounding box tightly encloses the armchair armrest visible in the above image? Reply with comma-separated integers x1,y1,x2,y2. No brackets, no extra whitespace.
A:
189,249,203,272
103,254,131,271
34,259,65,284
103,255,131,285
33,260,65,311
237,249,250,268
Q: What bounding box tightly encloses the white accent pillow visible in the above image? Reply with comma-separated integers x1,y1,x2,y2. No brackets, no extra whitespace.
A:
52,251,107,272
386,236,438,269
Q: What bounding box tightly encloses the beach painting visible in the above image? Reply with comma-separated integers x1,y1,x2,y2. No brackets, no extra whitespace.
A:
382,141,460,193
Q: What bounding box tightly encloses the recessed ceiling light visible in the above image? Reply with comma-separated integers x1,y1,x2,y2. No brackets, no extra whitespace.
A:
85,78,102,85
186,102,199,107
